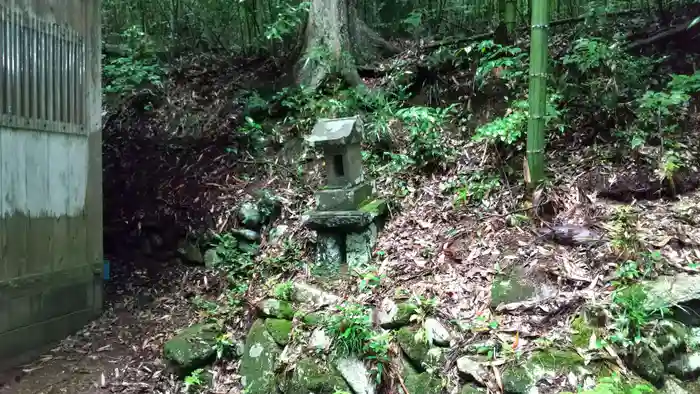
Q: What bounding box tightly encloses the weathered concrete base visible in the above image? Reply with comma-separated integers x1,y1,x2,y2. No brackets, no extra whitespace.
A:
346,223,378,269
315,182,373,211
305,199,387,276
313,233,344,277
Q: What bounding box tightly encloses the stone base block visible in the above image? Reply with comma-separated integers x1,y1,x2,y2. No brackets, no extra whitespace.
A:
313,232,344,278
346,223,378,269
315,183,373,211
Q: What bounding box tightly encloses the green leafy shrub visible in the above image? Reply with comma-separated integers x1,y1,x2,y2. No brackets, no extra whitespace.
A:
264,1,311,41
560,37,656,113
102,26,164,96
473,93,564,147
395,105,457,168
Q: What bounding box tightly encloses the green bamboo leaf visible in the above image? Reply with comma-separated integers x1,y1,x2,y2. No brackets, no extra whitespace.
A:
689,16,700,29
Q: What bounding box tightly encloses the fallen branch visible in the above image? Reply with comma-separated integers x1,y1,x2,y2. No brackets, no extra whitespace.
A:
627,16,700,49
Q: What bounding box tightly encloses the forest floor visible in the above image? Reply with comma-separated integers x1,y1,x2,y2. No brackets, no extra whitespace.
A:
0,258,204,393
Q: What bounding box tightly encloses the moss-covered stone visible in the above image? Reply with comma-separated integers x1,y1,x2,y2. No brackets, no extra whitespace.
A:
264,318,293,346
163,323,219,376
529,349,585,371
358,199,387,215
501,349,589,393
396,327,431,371
571,315,604,349
653,320,689,360
460,384,487,394
240,319,282,394
379,302,416,329
258,298,296,320
628,345,665,384
302,312,325,327
401,356,442,394
502,365,533,394
491,267,539,307
286,357,350,394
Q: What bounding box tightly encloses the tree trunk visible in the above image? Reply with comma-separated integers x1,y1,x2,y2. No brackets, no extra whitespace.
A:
526,0,549,186
296,0,399,89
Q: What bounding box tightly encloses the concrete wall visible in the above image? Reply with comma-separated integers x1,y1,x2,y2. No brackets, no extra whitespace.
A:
0,0,102,368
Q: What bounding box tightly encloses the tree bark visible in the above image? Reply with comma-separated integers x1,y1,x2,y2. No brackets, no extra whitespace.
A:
296,0,399,89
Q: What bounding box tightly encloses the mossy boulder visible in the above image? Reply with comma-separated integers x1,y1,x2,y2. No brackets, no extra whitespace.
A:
240,319,283,394
652,320,689,360
264,318,293,346
502,365,535,393
163,323,220,376
396,327,431,371
628,345,665,385
285,357,350,394
302,312,324,327
571,315,606,349
491,266,555,307
376,298,416,329
258,298,296,320
460,384,487,394
643,274,700,326
501,349,590,393
400,357,442,394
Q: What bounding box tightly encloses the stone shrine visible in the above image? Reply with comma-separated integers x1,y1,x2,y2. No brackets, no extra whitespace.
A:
303,116,388,276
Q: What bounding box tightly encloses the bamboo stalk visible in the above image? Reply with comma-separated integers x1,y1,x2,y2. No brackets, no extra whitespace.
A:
526,0,549,185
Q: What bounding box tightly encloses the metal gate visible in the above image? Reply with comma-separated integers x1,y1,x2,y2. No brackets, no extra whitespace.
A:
0,0,102,367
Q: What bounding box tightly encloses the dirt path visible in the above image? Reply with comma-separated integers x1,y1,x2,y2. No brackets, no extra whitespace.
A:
0,256,200,394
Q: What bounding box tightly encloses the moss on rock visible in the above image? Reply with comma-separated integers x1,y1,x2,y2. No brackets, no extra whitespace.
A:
401,357,443,394
258,298,296,320
265,318,293,346
396,327,431,371
240,319,282,394
502,365,533,393
460,383,487,394
163,323,219,376
286,358,350,394
501,349,591,393
490,267,538,307
628,345,665,385
301,312,324,327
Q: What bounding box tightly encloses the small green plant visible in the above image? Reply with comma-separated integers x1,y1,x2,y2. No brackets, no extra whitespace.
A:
395,105,457,168
263,240,305,274
405,294,439,325
326,303,374,356
209,233,255,278
627,89,690,149
657,148,684,194
469,40,528,90
214,332,235,360
561,37,656,113
183,368,207,393
356,266,385,292
608,284,669,347
452,171,502,207
473,93,564,147
608,206,642,259
564,372,654,393
325,302,392,383
274,281,295,301
264,1,311,41
365,331,392,383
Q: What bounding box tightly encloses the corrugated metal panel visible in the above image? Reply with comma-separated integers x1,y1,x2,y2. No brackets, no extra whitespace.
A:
0,4,86,135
